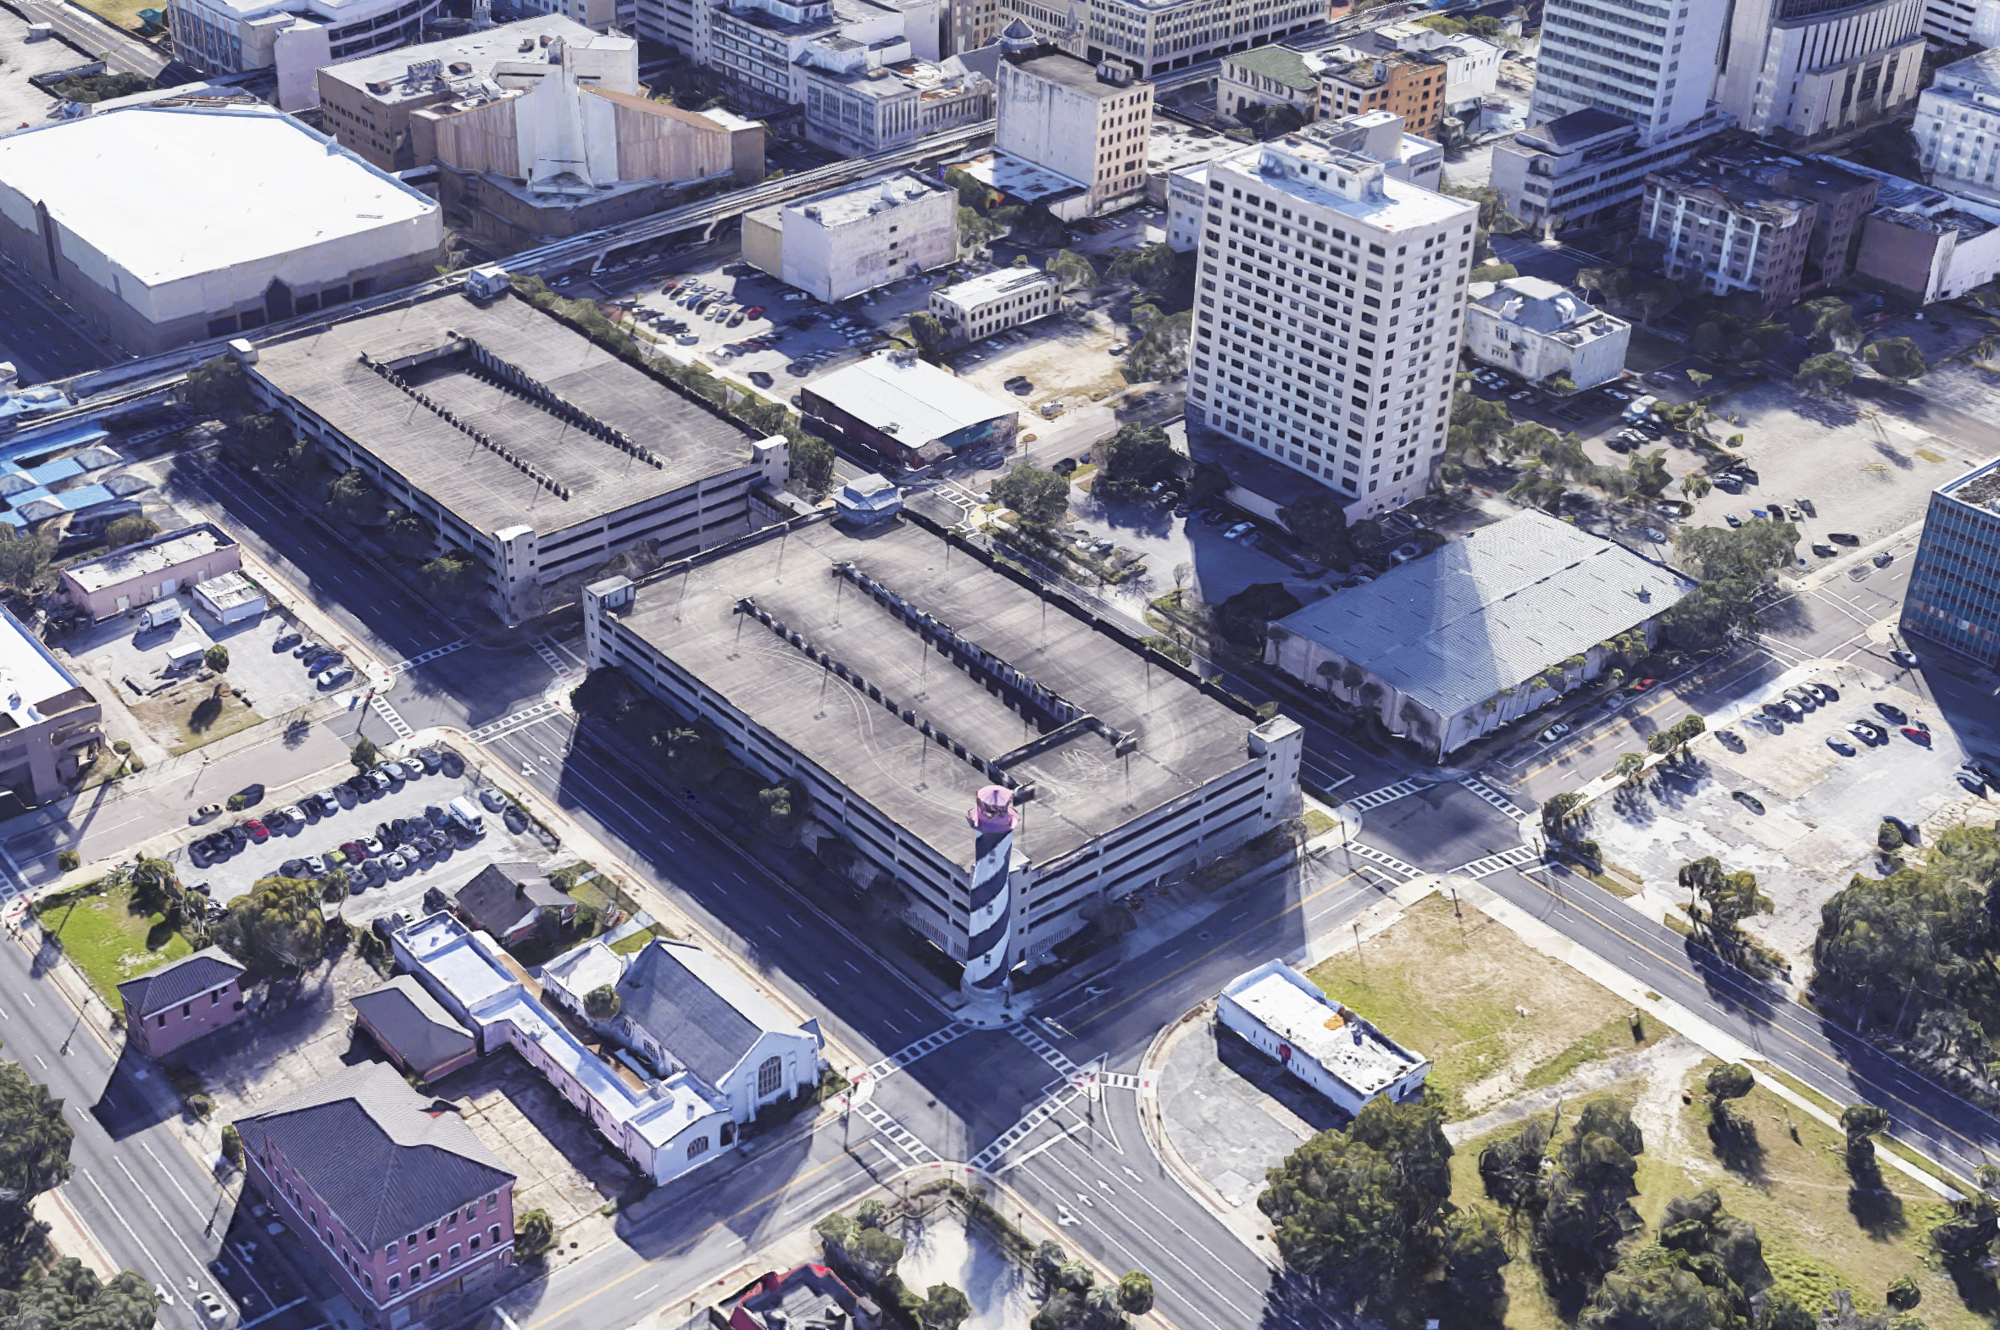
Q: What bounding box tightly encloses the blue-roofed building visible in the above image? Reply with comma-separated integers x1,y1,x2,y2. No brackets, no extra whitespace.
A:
1265,510,1699,758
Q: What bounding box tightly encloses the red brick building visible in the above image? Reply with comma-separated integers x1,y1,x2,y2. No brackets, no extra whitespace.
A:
117,947,248,1058
725,1265,878,1330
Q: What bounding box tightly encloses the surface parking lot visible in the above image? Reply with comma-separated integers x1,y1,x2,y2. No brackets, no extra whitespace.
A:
1580,659,1995,974
175,747,554,920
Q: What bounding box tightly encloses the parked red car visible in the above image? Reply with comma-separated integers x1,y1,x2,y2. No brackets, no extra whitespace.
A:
340,840,369,862
1902,727,1932,744
743,305,765,319
1629,679,1660,693
242,819,269,843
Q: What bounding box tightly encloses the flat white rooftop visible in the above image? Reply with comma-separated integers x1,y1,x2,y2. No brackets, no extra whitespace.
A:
1217,137,1476,234
1224,965,1425,1099
317,16,614,101
64,526,232,593
0,604,82,721
934,268,1054,306
782,171,946,228
0,104,436,287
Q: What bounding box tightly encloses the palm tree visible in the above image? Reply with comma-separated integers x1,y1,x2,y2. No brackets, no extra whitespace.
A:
1680,473,1712,501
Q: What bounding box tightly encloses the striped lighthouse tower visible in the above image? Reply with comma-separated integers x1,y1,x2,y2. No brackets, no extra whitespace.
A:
962,785,1018,999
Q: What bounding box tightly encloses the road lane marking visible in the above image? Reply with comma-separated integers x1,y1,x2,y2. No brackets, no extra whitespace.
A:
112,1157,227,1301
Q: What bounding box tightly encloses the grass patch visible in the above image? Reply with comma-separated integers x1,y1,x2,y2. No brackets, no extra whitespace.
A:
69,0,152,29
1305,894,1649,1119
1661,912,1695,937
132,688,264,756
1302,808,1338,838
34,879,192,1005
1450,1066,1979,1329
1518,1011,1658,1093
1581,868,1639,899
609,924,674,956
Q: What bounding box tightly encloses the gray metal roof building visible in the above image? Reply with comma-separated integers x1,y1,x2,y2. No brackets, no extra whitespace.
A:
1268,510,1698,756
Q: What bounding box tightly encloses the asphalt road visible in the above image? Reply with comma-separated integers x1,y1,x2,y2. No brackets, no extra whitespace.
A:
0,924,239,1330
0,259,115,385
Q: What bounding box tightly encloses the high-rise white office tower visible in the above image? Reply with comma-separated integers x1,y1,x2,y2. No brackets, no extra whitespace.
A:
1716,0,1924,144
1528,0,1728,137
1185,136,1477,517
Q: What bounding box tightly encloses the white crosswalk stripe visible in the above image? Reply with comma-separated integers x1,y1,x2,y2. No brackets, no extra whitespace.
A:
530,637,574,679
468,700,562,743
1460,775,1528,820
864,1022,975,1083
851,1100,939,1165
970,1085,1081,1173
1344,778,1429,813
918,480,980,516
1098,1071,1141,1091
370,694,413,740
1344,841,1422,879
1454,845,1544,878
389,640,469,675
1012,1023,1080,1078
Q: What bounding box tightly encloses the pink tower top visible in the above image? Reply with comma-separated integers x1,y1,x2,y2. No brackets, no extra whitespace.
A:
967,785,1019,834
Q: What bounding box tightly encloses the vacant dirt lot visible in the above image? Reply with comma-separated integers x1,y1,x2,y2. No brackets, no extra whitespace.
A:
1306,894,1659,1118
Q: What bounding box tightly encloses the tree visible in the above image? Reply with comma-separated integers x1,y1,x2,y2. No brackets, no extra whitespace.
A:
583,984,620,1020
1704,1064,1754,1128
918,1284,971,1330
0,1258,157,1330
1095,423,1178,496
328,467,386,524
0,1061,75,1283
1614,753,1647,785
215,876,325,975
1115,1271,1154,1315
1259,1095,1454,1309
1443,1207,1511,1317
1468,263,1519,283
204,644,229,673
1479,1114,1551,1212
1124,309,1192,383
1680,473,1711,501
1888,1276,1922,1311
1803,296,1862,351
1794,352,1855,395
1577,1191,1768,1330
1863,337,1927,384
1536,1099,1645,1292
516,1208,556,1257
1663,518,1800,648
350,736,378,770
219,1124,244,1168
103,516,159,550
1676,856,1768,940
907,311,951,355
989,464,1070,529
420,549,481,599
1279,490,1352,568
381,508,437,559
791,432,836,497
1841,1104,1890,1166
0,528,49,597
1045,249,1100,291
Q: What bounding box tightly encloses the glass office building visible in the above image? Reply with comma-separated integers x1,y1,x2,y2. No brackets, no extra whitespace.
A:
1902,456,2000,667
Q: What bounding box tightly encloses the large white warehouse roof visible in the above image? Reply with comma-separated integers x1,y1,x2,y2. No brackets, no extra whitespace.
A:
0,104,437,287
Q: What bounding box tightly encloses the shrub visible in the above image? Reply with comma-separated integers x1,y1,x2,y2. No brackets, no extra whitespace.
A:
203,645,229,673
516,1209,556,1257
55,850,79,872
220,1125,244,1167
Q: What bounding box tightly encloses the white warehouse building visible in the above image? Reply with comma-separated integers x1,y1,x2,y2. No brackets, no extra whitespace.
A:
0,104,442,357
1217,960,1430,1115
1463,276,1629,391
742,171,958,302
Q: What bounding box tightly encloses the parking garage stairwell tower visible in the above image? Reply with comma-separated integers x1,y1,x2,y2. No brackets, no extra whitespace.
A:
963,785,1018,1000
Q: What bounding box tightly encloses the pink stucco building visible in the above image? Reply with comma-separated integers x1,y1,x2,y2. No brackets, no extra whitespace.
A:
235,1062,517,1330
59,523,241,621
117,947,248,1058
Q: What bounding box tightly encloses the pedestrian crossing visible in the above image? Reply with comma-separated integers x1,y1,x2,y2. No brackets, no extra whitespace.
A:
1344,778,1428,813
468,700,562,743
1460,775,1529,820
1344,841,1422,879
1012,1022,1080,1079
919,480,980,517
370,694,413,740
1454,845,1544,879
389,640,468,675
864,1022,974,1083
531,637,575,679
969,1085,1081,1173
1098,1071,1143,1092
851,1100,939,1165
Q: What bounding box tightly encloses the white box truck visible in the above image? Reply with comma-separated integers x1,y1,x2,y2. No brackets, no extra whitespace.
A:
448,796,486,835
139,599,182,631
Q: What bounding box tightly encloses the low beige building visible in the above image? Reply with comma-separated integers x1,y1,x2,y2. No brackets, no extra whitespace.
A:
1463,276,1629,391
928,268,1058,343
